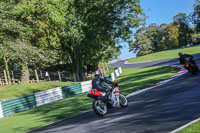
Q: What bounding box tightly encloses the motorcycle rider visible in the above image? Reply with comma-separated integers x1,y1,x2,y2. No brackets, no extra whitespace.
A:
178,52,199,72
92,70,116,101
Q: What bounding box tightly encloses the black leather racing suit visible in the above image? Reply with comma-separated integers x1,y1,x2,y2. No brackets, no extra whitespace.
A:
92,75,113,98
179,54,194,64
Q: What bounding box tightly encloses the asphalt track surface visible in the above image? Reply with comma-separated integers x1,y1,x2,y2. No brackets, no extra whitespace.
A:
109,54,200,68
29,55,200,133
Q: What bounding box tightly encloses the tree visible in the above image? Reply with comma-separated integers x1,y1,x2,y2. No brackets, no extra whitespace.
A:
0,1,47,83
173,13,192,46
129,22,182,57
129,4,195,57
165,22,179,49
15,0,145,81
159,23,168,50
189,0,200,32
60,0,145,81
130,26,154,56
130,24,167,56
0,1,28,83
188,0,200,43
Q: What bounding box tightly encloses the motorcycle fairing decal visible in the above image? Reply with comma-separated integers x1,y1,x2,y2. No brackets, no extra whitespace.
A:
113,91,119,94
90,89,103,96
184,62,192,68
113,87,119,94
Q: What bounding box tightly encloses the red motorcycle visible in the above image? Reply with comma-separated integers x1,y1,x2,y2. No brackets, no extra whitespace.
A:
87,83,128,117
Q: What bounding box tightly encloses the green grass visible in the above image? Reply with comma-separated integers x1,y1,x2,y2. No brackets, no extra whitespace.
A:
116,66,179,95
0,81,74,101
128,45,200,63
0,93,92,133
105,67,115,76
176,120,200,133
0,66,179,133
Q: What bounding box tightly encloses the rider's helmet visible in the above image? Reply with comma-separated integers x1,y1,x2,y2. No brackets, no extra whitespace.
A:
94,70,102,77
178,52,183,57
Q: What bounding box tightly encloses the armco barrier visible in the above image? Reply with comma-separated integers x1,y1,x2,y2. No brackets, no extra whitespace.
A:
1,94,36,117
81,80,92,93
114,71,117,78
119,67,122,74
111,73,115,81
115,69,120,77
0,102,3,118
0,67,122,118
35,87,63,106
62,83,82,98
118,68,120,74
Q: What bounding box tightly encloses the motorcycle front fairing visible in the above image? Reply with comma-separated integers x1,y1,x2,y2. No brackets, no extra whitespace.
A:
109,87,120,107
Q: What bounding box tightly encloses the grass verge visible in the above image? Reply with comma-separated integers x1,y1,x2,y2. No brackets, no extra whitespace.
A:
177,120,200,133
116,66,179,95
128,45,200,63
0,66,179,133
0,81,74,101
0,93,92,133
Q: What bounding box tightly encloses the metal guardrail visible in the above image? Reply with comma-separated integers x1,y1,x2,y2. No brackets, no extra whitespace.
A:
35,87,63,107
62,83,82,98
1,94,36,117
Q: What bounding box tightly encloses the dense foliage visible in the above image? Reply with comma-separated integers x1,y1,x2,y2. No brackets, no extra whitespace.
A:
0,0,145,82
129,0,199,57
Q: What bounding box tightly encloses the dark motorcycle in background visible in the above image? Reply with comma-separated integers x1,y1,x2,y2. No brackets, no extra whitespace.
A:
87,83,128,117
184,57,199,75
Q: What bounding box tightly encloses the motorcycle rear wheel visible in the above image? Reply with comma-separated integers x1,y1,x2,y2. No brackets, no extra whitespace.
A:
92,100,107,117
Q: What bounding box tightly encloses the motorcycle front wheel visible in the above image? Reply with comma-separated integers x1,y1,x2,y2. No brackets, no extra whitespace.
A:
92,100,107,117
119,94,128,107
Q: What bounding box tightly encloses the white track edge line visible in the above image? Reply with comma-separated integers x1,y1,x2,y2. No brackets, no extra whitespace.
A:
170,118,200,133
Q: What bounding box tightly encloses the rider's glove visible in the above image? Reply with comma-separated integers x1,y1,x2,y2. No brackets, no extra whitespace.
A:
112,82,118,87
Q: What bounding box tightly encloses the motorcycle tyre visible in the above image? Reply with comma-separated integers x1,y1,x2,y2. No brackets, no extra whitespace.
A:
119,94,128,108
92,100,107,117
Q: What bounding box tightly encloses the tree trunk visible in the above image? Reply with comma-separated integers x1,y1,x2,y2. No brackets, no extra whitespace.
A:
21,63,29,83
79,60,85,81
3,56,11,84
71,52,86,82
71,56,80,82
